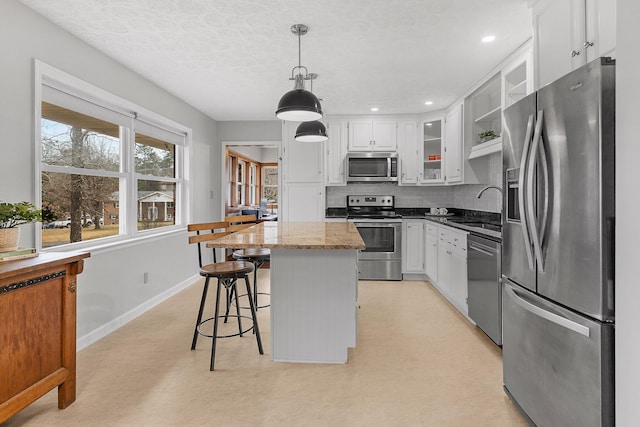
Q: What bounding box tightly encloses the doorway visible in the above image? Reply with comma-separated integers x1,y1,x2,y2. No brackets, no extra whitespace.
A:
220,141,279,219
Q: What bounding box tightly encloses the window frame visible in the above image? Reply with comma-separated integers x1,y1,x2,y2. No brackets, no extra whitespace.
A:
34,60,191,252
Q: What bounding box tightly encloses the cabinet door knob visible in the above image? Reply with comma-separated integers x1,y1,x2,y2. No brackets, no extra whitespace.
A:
570,50,580,57
584,41,594,49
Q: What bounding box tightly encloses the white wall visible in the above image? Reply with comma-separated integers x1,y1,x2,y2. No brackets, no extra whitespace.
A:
217,120,281,142
0,0,218,346
616,0,639,423
228,145,278,163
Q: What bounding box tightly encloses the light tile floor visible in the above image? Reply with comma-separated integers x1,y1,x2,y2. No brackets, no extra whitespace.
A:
5,271,528,426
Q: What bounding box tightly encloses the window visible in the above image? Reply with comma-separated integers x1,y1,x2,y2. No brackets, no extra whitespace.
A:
236,160,246,206
249,164,257,206
37,62,189,249
226,156,233,207
262,165,278,204
225,149,269,209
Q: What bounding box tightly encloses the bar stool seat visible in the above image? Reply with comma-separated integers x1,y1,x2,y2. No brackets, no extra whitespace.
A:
232,248,271,310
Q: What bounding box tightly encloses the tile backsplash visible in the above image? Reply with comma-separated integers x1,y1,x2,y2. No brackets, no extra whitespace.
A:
326,183,501,213
326,184,453,208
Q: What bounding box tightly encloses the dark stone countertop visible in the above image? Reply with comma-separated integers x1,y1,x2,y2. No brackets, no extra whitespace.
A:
325,207,501,241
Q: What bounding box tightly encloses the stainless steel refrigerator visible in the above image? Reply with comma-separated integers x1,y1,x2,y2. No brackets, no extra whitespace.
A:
501,57,615,427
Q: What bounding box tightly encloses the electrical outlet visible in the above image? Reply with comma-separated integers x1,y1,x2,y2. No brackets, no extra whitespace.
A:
143,272,149,284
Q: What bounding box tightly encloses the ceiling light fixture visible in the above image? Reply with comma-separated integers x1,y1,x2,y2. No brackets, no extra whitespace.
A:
371,107,379,112
276,24,323,122
425,101,433,105
482,35,496,43
295,73,328,142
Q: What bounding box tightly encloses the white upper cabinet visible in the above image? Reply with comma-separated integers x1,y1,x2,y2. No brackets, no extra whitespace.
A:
585,0,616,60
502,50,534,109
398,120,420,184
420,117,445,184
282,121,323,183
348,118,397,151
280,121,325,222
444,104,463,184
465,73,502,161
325,121,348,186
533,0,616,89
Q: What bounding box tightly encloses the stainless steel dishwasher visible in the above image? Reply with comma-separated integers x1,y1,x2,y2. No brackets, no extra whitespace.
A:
467,233,502,346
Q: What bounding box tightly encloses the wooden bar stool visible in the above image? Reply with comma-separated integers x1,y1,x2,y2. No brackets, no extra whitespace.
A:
226,215,271,310
188,222,263,371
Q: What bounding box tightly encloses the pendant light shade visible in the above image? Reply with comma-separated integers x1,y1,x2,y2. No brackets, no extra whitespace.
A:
276,24,323,122
295,120,328,142
276,74,323,121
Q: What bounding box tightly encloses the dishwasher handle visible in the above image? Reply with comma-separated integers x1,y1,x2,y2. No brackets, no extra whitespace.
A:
468,241,498,257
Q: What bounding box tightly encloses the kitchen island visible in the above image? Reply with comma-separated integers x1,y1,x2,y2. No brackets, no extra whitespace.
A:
207,221,365,364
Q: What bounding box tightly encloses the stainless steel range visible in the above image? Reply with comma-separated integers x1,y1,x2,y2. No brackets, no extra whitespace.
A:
347,195,402,281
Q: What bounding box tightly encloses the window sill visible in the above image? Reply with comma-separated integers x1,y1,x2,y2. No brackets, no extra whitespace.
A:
42,226,187,256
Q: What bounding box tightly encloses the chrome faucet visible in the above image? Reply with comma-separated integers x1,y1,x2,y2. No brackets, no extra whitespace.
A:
476,185,503,198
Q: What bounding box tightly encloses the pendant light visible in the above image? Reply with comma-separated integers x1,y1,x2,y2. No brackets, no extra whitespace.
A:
295,73,328,142
275,24,323,122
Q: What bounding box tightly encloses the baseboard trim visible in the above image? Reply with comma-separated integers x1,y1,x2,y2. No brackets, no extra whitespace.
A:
76,274,200,351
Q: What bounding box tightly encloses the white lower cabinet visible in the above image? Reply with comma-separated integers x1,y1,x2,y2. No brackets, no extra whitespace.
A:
425,223,438,282
430,222,468,315
402,219,426,274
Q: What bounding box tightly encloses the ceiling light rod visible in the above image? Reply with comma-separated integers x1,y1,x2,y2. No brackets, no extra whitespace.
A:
290,24,311,86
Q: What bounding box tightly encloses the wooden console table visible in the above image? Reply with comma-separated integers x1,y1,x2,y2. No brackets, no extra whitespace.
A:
0,251,90,423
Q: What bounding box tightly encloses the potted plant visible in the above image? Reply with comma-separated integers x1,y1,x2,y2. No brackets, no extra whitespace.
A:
0,202,42,251
477,130,498,144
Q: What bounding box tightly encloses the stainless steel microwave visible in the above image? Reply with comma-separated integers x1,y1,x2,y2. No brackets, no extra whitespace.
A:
346,152,398,182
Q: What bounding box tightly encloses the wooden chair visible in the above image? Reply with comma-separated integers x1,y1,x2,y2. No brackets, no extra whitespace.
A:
187,222,263,371
225,215,271,310
225,214,259,233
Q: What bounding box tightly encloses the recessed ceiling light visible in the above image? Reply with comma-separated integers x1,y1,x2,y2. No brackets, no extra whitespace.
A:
371,107,379,112
424,101,433,105
482,35,496,43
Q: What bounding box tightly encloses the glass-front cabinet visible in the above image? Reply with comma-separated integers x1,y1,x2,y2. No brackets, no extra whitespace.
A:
465,72,503,161
420,119,444,184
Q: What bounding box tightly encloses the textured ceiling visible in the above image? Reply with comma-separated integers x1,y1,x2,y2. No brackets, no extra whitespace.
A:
19,0,532,121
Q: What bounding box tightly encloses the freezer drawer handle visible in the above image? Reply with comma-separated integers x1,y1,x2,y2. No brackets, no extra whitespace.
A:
506,286,590,338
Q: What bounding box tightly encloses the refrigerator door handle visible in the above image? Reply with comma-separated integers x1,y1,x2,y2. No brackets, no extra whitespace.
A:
527,109,545,272
505,284,591,338
538,130,550,250
518,113,535,270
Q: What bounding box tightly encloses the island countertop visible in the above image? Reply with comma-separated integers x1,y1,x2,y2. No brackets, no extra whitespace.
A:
206,221,365,250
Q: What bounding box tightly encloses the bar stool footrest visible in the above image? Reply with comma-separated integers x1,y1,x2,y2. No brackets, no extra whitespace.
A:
195,315,255,339
231,292,271,310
